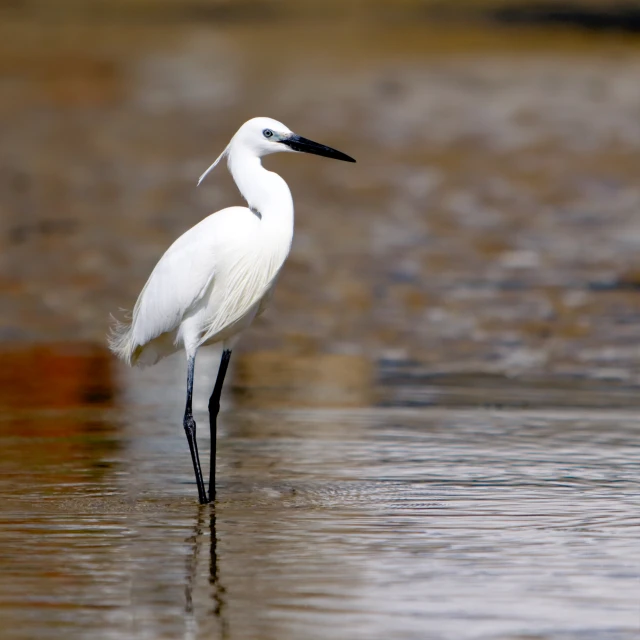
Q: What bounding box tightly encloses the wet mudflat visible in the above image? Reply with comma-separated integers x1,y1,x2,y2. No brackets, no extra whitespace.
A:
3,17,640,381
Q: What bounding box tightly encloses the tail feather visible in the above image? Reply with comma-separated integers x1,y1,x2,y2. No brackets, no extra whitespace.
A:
108,313,149,367
108,313,172,368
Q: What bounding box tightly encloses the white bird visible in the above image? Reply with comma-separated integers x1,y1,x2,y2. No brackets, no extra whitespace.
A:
109,117,355,504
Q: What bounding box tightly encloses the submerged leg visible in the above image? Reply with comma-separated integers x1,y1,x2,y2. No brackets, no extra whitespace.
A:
208,349,232,501
184,354,208,504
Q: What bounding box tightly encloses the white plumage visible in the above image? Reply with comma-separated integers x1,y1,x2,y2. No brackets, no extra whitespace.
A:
108,116,355,504
110,117,295,366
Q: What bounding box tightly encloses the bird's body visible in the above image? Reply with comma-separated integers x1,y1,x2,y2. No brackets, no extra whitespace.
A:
111,203,292,367
109,117,355,504
111,136,295,368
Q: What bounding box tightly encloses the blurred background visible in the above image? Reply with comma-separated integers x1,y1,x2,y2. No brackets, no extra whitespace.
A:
1,2,640,639
3,1,640,402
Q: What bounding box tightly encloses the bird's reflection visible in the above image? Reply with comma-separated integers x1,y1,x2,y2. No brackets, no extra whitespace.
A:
184,507,204,616
185,504,229,639
209,508,229,637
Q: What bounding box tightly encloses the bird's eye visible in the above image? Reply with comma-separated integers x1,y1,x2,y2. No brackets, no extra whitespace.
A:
263,129,273,138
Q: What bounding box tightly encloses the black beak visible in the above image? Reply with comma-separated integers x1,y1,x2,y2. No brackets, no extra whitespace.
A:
280,134,356,163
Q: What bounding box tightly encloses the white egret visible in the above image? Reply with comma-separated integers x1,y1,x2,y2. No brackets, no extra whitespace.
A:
109,117,355,504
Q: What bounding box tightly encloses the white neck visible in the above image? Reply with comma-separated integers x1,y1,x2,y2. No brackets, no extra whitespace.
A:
227,148,294,226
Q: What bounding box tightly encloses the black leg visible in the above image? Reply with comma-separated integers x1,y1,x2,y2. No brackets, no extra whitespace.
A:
184,355,208,504
208,349,232,501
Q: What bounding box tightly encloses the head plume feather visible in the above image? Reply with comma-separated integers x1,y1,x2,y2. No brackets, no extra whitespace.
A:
197,141,231,186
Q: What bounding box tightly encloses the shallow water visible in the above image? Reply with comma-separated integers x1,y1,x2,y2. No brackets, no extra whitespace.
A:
2,3,640,638
0,347,638,639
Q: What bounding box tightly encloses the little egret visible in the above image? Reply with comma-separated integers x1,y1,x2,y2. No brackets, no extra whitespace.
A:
109,117,355,504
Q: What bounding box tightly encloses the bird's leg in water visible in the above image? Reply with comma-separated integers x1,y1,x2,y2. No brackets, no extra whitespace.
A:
208,349,232,501
184,355,208,504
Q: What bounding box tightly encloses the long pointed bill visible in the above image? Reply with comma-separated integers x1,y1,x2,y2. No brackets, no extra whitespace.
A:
280,134,356,163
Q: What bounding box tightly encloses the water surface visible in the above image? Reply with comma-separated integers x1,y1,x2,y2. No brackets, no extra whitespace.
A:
0,348,638,639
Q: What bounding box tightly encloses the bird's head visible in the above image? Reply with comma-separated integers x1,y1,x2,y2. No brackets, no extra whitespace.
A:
198,117,355,186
